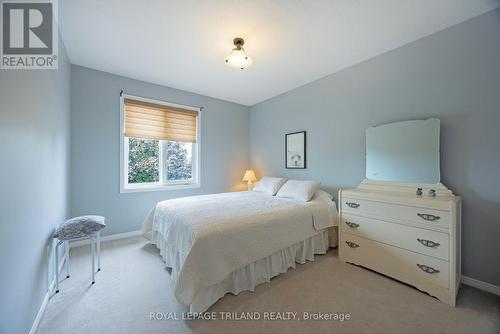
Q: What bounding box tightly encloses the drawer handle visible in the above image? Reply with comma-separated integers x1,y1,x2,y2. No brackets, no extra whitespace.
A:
346,202,360,209
345,241,359,248
417,213,440,221
417,238,440,248
416,264,440,274
345,221,360,228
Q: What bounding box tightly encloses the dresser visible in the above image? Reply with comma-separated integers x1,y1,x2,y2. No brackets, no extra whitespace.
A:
339,179,461,306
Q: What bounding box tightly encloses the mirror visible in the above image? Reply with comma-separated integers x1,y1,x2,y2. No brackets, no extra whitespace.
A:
366,118,440,184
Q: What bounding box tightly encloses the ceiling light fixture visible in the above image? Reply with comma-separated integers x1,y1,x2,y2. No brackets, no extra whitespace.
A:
224,38,253,70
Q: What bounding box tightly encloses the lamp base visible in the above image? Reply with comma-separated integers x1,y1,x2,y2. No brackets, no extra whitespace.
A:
247,181,253,191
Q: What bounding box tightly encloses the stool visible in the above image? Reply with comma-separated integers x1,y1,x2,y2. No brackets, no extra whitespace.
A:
53,216,106,293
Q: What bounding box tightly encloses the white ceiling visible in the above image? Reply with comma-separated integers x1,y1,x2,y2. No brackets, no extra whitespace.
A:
60,0,500,106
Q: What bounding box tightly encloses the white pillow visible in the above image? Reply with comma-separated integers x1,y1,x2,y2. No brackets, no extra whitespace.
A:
252,176,287,195
276,180,321,202
315,189,333,201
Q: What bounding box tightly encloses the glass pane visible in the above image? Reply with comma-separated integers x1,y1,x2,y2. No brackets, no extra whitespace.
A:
128,138,160,183
165,141,193,182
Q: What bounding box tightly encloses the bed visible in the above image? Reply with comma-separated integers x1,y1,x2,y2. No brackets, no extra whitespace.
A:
142,190,338,312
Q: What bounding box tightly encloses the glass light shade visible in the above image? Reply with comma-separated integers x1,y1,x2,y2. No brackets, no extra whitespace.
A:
225,48,253,69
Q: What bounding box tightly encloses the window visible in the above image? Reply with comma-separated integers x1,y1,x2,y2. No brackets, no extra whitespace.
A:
120,94,200,192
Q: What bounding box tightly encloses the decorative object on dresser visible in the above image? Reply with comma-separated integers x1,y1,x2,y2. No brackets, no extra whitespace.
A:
339,118,461,306
285,131,306,169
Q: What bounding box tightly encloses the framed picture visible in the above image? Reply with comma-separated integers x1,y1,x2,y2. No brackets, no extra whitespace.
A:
285,131,306,169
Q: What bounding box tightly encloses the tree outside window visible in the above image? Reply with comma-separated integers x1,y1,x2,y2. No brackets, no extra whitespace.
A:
127,138,194,184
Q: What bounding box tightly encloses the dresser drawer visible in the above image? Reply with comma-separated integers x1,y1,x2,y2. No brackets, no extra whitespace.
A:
341,214,449,260
342,197,450,229
341,233,450,293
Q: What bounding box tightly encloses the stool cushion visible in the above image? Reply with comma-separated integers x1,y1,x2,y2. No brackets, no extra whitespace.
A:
54,215,106,240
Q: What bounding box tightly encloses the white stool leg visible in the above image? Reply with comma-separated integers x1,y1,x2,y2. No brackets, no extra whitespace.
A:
91,238,95,284
55,241,60,293
97,231,101,272
65,241,70,279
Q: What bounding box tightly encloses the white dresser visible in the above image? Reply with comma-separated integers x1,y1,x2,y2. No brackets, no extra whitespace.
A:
339,179,461,306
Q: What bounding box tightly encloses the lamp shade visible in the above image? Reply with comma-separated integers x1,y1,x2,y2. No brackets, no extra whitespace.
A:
225,48,253,69
225,37,253,70
242,170,257,182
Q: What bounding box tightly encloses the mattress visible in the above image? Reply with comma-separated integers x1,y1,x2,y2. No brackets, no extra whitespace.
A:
142,191,338,307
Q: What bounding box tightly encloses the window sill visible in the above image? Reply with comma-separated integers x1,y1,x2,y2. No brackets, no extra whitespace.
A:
120,183,201,193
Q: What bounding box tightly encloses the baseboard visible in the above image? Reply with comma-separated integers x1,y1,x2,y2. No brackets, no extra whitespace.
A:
28,287,50,334
462,275,500,297
29,252,67,334
69,230,143,248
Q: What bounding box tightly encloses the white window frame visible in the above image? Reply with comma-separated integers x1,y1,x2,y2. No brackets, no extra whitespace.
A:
119,93,201,193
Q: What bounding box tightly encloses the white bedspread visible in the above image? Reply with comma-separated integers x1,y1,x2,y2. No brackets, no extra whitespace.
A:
142,191,337,306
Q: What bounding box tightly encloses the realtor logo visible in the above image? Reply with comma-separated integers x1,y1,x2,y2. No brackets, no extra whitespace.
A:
1,0,58,69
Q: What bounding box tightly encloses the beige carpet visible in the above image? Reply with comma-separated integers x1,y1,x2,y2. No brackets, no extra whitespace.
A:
37,236,500,334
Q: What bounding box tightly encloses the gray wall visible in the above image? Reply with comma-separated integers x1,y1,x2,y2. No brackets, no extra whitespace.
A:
250,9,500,286
0,40,71,333
70,66,250,236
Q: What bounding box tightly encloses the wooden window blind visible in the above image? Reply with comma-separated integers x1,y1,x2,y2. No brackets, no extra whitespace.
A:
124,98,198,143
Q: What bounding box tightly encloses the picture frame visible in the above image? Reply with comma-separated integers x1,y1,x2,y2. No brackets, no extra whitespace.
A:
285,131,306,169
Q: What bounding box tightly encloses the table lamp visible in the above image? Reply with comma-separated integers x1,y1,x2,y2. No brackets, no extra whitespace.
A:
242,170,257,191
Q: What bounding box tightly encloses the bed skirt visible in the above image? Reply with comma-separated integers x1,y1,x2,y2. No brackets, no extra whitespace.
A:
152,227,337,313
